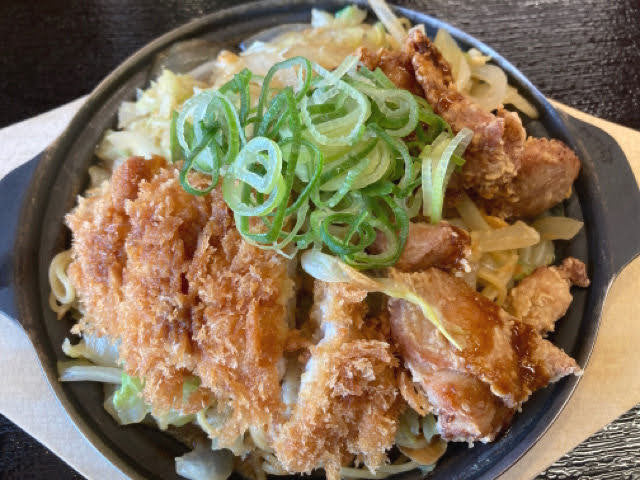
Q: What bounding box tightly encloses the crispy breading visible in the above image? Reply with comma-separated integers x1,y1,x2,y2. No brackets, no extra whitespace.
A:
405,28,525,200
388,268,580,442
67,155,165,339
508,257,589,335
397,369,430,416
273,282,401,480
67,156,295,445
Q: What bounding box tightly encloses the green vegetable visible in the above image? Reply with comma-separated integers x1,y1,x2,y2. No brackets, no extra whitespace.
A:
422,128,473,223
112,374,149,424
170,54,471,268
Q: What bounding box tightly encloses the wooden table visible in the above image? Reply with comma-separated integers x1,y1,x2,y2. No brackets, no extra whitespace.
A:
0,0,638,478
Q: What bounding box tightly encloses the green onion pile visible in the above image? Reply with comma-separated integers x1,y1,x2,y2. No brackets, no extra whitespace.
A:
170,55,472,269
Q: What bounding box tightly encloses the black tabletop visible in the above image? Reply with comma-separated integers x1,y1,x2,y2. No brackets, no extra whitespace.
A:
1,0,639,479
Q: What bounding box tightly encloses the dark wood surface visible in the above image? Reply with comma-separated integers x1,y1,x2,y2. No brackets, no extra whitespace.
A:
0,0,639,478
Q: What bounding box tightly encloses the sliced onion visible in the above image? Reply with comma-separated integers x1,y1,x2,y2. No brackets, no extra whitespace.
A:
58,362,124,383
473,221,540,252
433,28,469,91
399,437,447,466
532,216,584,240
504,86,539,118
455,192,491,231
468,64,508,112
368,0,406,46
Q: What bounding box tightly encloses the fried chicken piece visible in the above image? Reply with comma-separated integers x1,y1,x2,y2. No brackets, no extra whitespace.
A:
508,257,589,335
480,137,581,219
273,282,401,480
370,222,471,273
357,47,423,96
404,28,582,217
67,157,296,446
388,268,580,442
405,28,526,200
400,222,471,272
412,367,513,443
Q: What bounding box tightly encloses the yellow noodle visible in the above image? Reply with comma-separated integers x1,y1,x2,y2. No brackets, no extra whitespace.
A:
48,249,75,319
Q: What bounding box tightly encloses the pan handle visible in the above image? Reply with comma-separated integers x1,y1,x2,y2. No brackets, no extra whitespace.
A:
0,155,40,321
561,114,640,275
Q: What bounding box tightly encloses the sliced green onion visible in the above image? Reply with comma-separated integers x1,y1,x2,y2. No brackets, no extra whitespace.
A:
422,128,473,223
223,137,286,216
168,55,463,269
256,56,313,125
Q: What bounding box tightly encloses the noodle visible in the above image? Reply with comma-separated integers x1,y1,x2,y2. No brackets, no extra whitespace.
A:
341,460,422,479
48,249,76,319
477,250,518,305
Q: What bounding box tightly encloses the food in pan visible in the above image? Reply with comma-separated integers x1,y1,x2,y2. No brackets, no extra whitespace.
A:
50,2,589,479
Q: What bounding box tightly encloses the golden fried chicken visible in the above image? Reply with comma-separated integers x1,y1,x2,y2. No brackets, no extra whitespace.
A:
403,28,581,219
273,282,401,480
508,257,589,335
67,156,296,447
405,28,526,200
400,222,471,272
480,137,581,219
357,46,423,96
388,268,580,442
414,369,513,443
370,222,470,273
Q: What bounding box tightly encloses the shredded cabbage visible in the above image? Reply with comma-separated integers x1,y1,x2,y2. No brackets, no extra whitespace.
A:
175,443,233,480
95,130,165,169
62,335,120,367
96,70,204,167
517,239,555,280
111,374,149,424
57,361,123,383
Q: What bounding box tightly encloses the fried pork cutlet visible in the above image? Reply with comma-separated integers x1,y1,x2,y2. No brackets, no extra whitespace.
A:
508,257,589,335
273,282,401,480
388,268,581,442
67,156,296,447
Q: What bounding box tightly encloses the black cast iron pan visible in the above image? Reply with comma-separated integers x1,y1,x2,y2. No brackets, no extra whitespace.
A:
1,1,639,479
